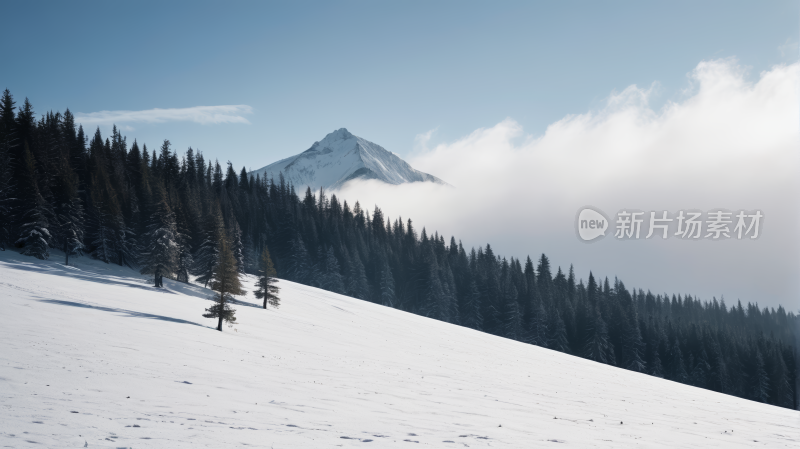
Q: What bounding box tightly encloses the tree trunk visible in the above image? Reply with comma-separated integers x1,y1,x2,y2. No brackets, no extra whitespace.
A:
217,291,224,331
64,241,69,266
154,270,160,287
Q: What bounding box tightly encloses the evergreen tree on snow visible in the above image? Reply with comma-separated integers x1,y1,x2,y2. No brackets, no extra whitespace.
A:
345,250,370,301
230,220,246,274
203,237,242,331
285,234,311,284
52,161,84,265
751,349,770,403
191,204,224,287
583,303,613,364
254,245,280,309
460,279,483,331
317,246,344,294
622,301,646,372
0,89,14,249
549,309,570,353
378,260,396,307
139,195,178,287
15,143,51,259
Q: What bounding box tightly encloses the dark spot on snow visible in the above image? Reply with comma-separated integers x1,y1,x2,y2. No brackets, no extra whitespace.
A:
177,381,192,384
443,441,455,443
32,421,43,424
403,439,419,443
341,436,354,439
132,424,140,428
25,441,39,444
286,424,298,427
362,439,373,442
70,411,79,413
408,433,417,436
548,439,565,443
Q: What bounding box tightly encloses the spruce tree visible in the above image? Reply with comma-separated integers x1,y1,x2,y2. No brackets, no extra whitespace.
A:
140,195,178,287
192,203,224,287
204,237,243,331
15,143,51,259
317,246,344,294
52,160,84,264
254,245,280,309
378,260,396,307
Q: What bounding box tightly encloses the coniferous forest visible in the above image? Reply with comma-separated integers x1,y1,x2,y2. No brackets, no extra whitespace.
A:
0,90,797,410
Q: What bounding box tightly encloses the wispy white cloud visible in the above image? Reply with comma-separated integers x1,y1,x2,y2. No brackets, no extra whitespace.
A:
74,105,253,126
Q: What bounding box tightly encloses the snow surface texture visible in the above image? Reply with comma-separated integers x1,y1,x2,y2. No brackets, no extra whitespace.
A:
250,128,448,191
0,251,797,448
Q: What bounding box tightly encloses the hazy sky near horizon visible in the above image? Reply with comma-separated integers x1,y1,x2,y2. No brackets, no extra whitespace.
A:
2,1,799,308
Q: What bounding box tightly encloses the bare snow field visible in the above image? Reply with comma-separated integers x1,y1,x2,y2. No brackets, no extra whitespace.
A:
0,250,797,448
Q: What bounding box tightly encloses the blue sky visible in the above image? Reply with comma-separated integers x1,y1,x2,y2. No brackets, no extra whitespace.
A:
2,1,797,169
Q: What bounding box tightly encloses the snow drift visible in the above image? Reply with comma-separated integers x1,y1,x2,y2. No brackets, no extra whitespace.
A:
0,250,796,448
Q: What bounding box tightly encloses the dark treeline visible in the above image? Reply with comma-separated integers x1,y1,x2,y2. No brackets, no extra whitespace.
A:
0,90,797,409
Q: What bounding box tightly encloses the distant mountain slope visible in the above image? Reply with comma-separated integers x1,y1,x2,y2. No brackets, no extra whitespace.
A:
1,250,797,448
251,128,447,191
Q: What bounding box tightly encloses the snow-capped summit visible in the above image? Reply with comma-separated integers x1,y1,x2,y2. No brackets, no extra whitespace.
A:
251,128,447,191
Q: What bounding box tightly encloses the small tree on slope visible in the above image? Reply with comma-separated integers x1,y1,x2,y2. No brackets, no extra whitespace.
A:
254,245,280,309
204,237,243,331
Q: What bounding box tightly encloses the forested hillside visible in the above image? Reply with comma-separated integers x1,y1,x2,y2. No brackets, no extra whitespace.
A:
0,90,796,410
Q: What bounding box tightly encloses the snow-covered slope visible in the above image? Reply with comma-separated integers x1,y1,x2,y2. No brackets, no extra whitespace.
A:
1,251,797,448
250,128,447,191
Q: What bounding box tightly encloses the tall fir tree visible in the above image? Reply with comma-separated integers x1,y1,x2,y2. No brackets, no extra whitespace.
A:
15,143,51,259
204,237,243,331
254,245,280,309
139,194,178,287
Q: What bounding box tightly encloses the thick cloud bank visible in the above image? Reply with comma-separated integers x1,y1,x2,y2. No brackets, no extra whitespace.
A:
336,59,800,309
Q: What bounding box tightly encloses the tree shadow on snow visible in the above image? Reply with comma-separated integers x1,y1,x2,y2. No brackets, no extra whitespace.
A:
38,299,209,328
2,257,216,301
227,297,262,309
2,259,166,294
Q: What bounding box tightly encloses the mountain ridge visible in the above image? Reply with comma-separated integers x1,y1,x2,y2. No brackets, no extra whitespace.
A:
250,128,447,191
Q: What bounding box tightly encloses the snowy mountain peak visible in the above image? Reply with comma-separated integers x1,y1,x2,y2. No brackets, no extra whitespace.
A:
251,129,447,191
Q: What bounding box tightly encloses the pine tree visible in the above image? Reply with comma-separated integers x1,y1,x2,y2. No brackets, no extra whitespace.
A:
192,204,224,287
52,160,84,264
670,340,688,383
317,246,345,293
204,237,243,331
752,349,770,403
285,234,311,284
583,304,613,364
549,309,570,353
378,260,396,307
0,89,14,249
345,250,370,300
230,220,246,274
622,302,646,372
461,279,483,331
15,143,51,259
254,245,280,309
140,196,178,287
